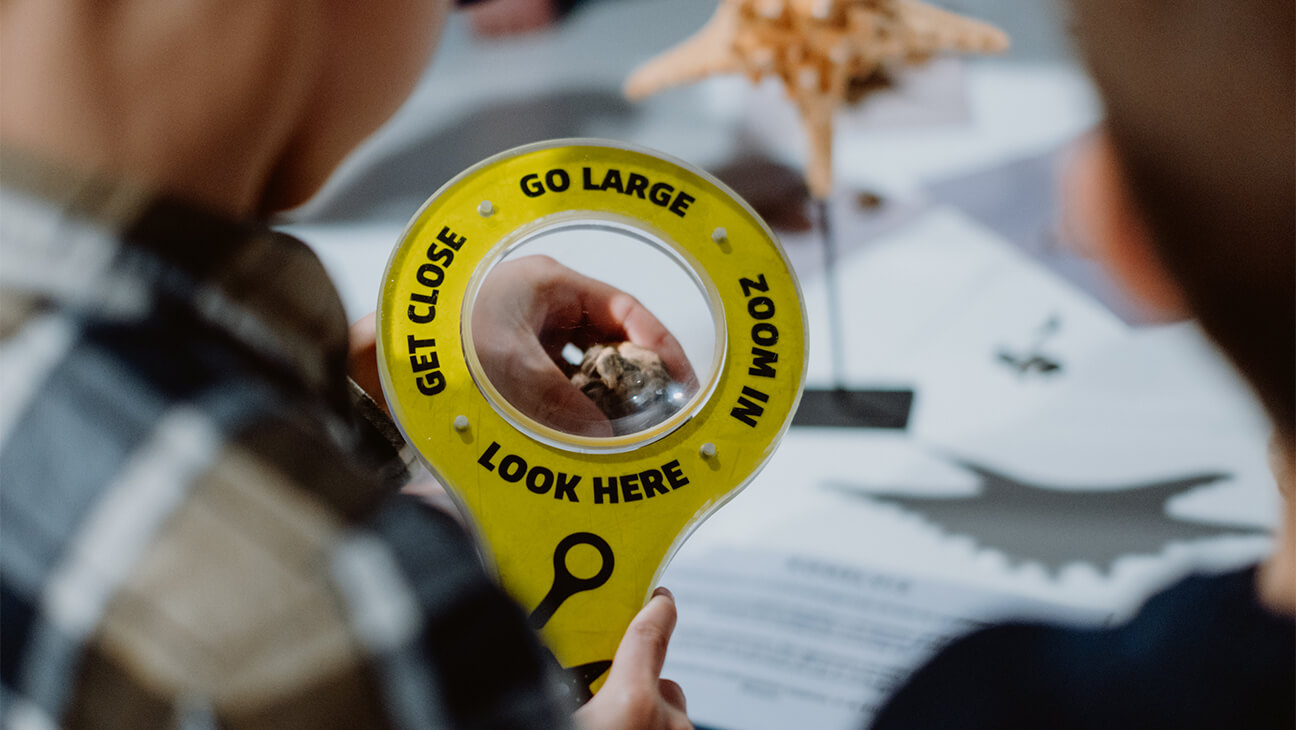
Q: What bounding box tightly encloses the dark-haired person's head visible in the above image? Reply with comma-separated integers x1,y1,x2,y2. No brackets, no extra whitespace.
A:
1063,0,1294,612
1066,0,1294,446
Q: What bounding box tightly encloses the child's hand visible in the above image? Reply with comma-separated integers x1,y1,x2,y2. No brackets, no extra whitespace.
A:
348,255,694,435
348,312,387,411
574,587,692,730
470,255,695,437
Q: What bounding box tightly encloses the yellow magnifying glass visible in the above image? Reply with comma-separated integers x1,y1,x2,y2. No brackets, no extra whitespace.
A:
377,139,806,696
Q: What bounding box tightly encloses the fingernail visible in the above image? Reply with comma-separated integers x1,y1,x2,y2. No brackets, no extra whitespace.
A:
653,586,674,601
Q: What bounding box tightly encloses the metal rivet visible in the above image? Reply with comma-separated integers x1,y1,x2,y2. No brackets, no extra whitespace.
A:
700,442,717,459
453,415,470,432
712,227,727,244
477,200,494,217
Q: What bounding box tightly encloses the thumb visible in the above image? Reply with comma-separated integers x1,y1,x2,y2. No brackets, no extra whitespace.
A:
479,329,613,438
524,360,615,437
606,587,678,688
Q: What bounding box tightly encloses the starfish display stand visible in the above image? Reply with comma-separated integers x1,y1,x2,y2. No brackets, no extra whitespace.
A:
626,0,1008,427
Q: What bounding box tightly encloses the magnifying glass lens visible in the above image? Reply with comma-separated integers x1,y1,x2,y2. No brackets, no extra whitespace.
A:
469,219,716,442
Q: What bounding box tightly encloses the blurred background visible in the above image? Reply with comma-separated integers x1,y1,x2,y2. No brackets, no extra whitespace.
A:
287,0,1075,231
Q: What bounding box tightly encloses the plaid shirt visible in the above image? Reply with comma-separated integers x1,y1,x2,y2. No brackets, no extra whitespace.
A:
0,149,570,729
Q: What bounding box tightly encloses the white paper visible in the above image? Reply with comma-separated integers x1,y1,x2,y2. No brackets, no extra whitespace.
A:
661,548,1106,730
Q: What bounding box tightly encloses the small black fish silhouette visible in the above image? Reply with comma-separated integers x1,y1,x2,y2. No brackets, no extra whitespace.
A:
996,315,1065,377
996,349,1063,376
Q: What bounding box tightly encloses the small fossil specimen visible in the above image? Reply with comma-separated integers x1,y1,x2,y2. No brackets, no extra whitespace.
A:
571,342,684,434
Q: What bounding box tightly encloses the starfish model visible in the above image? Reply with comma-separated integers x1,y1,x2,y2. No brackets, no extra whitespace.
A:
625,0,1009,198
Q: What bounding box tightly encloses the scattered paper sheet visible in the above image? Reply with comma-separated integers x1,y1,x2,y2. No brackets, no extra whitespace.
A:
661,548,1107,730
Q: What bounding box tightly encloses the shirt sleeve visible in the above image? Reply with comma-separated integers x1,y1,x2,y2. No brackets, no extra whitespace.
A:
45,408,570,729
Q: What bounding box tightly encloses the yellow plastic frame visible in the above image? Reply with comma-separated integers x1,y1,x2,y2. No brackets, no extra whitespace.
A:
377,139,806,691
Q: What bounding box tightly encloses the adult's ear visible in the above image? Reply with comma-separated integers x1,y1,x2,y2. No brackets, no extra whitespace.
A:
1065,130,1188,318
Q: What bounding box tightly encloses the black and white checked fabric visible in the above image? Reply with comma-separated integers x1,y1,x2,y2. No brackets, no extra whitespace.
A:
0,149,570,729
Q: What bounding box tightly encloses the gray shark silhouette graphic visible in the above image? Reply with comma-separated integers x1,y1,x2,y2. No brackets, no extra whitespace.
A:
825,458,1269,570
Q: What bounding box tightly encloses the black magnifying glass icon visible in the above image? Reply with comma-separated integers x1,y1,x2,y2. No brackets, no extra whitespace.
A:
529,532,615,630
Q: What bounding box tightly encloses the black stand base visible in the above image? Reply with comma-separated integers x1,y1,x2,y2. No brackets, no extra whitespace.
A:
792,388,915,429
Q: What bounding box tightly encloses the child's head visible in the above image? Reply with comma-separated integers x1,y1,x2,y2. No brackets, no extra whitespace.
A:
1066,0,1295,442
262,1,453,211
0,0,452,215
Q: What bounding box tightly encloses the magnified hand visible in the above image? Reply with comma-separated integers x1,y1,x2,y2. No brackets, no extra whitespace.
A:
471,255,696,437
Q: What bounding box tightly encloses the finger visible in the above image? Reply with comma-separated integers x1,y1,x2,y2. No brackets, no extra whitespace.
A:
552,273,698,390
610,294,698,391
606,587,678,687
347,313,387,411
530,369,615,437
348,312,377,360
489,333,614,437
507,257,696,391
658,678,687,713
